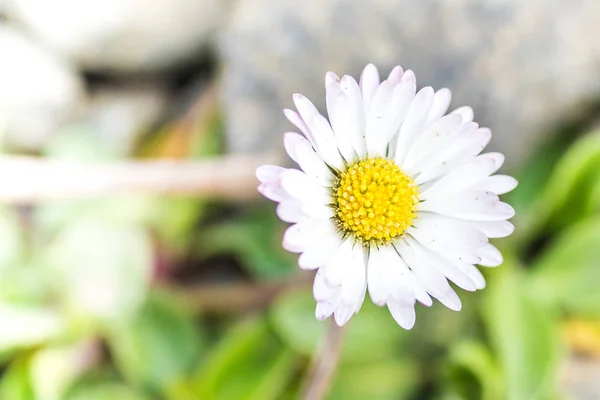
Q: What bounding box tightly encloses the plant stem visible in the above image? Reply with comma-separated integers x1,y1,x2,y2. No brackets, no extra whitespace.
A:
300,319,347,400
0,153,280,203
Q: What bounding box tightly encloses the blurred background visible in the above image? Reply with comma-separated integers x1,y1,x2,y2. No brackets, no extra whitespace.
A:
0,0,600,399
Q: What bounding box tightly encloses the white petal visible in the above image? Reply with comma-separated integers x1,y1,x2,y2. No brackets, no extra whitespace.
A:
420,153,505,200
313,240,367,326
425,88,452,127
395,240,462,311
325,71,340,88
408,215,487,264
301,201,334,221
298,234,342,270
407,273,433,307
366,248,390,306
258,182,288,203
279,169,329,203
388,300,416,330
313,268,337,302
394,86,435,163
412,124,490,183
387,65,404,86
334,304,356,326
325,77,356,162
360,63,380,114
282,220,334,253
340,244,367,307
365,80,395,156
283,132,334,186
384,72,417,153
403,113,462,173
283,109,315,147
315,294,340,320
276,200,309,223
471,175,518,195
340,75,367,158
256,165,286,184
293,94,344,170
420,190,515,221
406,237,477,292
367,246,414,307
451,106,474,123
457,263,486,289
478,243,503,267
468,220,515,238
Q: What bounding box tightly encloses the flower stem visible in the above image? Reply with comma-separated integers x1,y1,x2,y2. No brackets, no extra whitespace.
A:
300,319,347,400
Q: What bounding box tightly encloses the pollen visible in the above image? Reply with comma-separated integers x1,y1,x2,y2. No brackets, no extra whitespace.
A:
333,157,419,246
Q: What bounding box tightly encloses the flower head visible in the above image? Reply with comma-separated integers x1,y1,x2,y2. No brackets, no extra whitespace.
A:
256,64,516,329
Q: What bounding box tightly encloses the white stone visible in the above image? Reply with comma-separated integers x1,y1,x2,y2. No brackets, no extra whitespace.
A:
6,0,223,71
0,26,85,150
87,84,169,154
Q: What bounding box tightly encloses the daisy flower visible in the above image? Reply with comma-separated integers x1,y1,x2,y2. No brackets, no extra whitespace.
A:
256,64,516,329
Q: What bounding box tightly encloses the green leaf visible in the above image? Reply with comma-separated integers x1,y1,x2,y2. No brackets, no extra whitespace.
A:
0,358,34,400
530,216,600,316
192,317,269,398
270,288,406,363
107,292,203,395
245,350,298,400
197,207,296,278
506,133,568,218
328,359,419,400
66,383,151,400
192,316,294,400
483,266,561,400
44,218,153,324
444,341,503,400
528,131,600,233
147,197,206,255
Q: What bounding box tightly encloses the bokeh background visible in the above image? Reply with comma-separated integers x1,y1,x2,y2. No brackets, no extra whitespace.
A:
1,0,600,399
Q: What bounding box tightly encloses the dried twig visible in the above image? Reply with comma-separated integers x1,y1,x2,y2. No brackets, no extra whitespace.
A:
300,319,347,400
0,153,280,203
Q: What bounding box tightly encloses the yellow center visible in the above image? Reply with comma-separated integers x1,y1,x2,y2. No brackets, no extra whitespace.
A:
333,157,419,245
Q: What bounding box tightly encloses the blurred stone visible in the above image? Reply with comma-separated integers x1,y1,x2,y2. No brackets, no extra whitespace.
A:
0,25,85,150
6,0,223,72
220,0,600,169
87,84,170,155
561,354,600,399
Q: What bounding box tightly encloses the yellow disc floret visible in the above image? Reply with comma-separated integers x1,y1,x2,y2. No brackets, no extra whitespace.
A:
333,157,419,245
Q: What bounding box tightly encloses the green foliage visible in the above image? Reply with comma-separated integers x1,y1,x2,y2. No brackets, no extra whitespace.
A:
189,317,299,400
328,360,419,400
270,288,406,363
197,207,297,278
524,131,600,235
66,383,152,400
0,359,34,400
107,292,204,395
444,341,502,400
2,109,600,400
530,216,600,316
482,266,561,400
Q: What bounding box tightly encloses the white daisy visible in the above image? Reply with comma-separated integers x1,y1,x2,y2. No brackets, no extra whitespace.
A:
256,64,516,329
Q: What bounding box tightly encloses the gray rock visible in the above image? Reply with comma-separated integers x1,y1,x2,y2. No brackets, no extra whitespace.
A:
6,0,223,72
220,0,600,169
561,354,600,400
87,84,170,155
0,25,85,150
